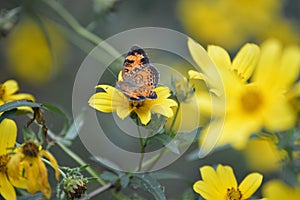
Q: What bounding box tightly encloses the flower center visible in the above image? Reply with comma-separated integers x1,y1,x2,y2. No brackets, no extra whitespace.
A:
0,84,5,99
226,187,242,200
240,87,263,114
130,102,144,109
22,141,40,157
0,155,10,173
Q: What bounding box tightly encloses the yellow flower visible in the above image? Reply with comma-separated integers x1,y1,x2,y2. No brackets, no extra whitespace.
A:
193,164,263,200
243,137,286,173
0,79,34,105
7,141,60,199
262,180,300,199
89,85,177,125
178,0,298,51
5,16,68,85
0,119,17,200
189,38,300,149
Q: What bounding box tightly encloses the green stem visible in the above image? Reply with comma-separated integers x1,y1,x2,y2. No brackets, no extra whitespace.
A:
56,141,106,185
136,118,145,171
42,0,120,58
145,149,166,171
144,102,181,170
168,102,180,136
42,157,66,178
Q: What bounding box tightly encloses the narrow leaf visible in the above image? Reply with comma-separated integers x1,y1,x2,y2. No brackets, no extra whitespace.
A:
131,174,166,200
100,171,119,182
0,100,40,112
153,134,180,154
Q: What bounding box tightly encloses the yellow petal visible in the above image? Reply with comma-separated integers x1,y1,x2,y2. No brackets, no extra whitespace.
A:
41,150,60,180
0,119,17,155
89,93,115,112
135,107,151,125
206,44,242,96
262,180,300,199
198,121,223,157
243,138,285,173
6,93,35,101
150,104,174,118
193,180,221,199
188,38,223,93
239,173,263,199
232,43,260,81
200,166,222,194
188,70,205,80
207,45,231,70
0,173,16,200
116,106,132,120
216,165,237,189
253,39,282,87
264,97,296,131
3,80,19,95
153,86,172,99
277,45,300,88
91,85,129,114
6,151,26,188
24,157,51,199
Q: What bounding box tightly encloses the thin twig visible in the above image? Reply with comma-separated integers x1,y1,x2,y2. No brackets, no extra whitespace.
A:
80,182,114,200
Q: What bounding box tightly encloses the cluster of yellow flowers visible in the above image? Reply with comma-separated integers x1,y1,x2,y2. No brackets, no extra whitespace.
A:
89,37,300,199
189,37,300,149
178,0,300,51
0,80,59,199
188,38,300,199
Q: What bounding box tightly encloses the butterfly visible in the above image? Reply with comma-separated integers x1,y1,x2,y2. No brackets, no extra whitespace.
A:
115,45,160,102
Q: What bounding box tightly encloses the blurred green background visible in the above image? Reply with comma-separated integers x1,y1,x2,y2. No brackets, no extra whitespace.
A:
0,0,300,199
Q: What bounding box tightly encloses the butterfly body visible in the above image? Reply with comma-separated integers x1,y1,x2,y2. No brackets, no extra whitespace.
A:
116,46,160,102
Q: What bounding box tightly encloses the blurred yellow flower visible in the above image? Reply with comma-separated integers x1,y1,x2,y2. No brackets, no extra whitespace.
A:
5,16,68,85
189,38,300,149
7,141,60,199
243,137,286,173
0,119,17,200
263,180,300,199
178,0,299,51
0,79,34,105
165,77,211,133
193,164,263,200
89,84,177,125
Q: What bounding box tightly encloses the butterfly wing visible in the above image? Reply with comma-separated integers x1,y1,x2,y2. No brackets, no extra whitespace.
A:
116,46,160,102
116,64,159,102
122,46,149,81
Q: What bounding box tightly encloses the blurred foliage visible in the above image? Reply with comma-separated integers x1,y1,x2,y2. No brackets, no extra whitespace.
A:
0,0,299,200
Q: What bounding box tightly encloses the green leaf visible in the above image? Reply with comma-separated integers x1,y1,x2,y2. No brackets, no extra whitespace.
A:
120,175,130,188
0,100,40,112
150,171,183,180
43,103,70,133
180,188,198,200
131,174,166,200
100,171,119,182
185,144,231,161
91,156,122,173
0,109,17,123
63,110,86,140
145,114,166,134
153,134,180,154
